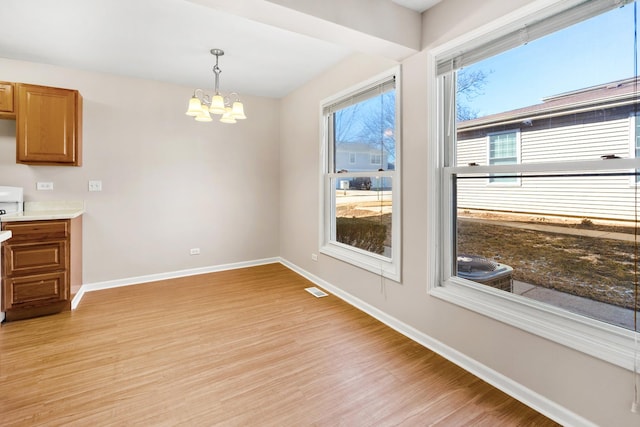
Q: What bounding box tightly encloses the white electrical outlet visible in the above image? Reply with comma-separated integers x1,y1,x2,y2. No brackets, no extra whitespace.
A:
311,253,318,261
88,180,102,192
190,248,200,255
36,182,54,191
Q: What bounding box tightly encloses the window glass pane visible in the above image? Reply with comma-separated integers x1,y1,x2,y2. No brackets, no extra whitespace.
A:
333,91,395,172
456,5,637,166
334,176,392,258
489,133,516,161
449,3,640,330
456,172,640,329
488,132,518,183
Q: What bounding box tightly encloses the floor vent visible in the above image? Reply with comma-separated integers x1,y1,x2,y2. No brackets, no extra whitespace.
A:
305,287,329,298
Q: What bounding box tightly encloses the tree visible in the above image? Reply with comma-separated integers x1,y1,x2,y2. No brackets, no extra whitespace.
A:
334,69,489,166
336,92,396,168
456,68,491,121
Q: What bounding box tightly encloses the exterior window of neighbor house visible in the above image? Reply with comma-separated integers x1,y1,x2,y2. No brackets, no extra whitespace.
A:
321,68,400,281
430,0,640,370
487,130,520,184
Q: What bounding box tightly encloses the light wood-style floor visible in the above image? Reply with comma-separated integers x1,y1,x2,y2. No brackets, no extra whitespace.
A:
0,263,558,426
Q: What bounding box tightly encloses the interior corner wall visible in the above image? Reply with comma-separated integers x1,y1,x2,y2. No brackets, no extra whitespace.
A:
0,57,281,285
278,2,636,426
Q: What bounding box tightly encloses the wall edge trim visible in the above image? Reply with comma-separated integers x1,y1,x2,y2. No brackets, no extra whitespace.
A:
71,257,280,309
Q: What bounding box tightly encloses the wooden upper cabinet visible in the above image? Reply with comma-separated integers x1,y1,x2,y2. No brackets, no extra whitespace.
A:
16,84,82,166
0,82,15,118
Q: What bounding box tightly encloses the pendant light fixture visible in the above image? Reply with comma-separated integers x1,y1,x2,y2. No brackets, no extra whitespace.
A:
185,49,247,124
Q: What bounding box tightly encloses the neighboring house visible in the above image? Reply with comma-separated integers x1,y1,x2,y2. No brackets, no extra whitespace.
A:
336,141,389,172
335,141,391,190
456,77,640,221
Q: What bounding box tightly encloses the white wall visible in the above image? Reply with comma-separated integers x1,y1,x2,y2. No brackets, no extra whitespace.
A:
278,1,637,426
0,58,280,284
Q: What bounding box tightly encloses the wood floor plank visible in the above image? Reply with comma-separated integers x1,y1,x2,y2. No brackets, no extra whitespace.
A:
0,263,559,426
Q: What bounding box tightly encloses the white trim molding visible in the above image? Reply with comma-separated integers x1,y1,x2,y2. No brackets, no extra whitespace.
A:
71,257,279,309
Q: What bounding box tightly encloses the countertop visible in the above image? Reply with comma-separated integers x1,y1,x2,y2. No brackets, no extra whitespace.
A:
0,201,85,223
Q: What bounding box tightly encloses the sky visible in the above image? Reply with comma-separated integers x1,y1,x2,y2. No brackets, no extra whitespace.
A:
462,3,638,117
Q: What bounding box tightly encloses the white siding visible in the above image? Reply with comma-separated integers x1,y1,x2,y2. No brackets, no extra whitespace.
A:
456,117,638,221
524,120,629,162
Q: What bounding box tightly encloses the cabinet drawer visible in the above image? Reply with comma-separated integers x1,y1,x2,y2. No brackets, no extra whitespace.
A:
2,271,68,310
4,241,68,276
2,220,68,242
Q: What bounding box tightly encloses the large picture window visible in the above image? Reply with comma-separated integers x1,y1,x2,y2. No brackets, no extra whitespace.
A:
321,69,400,280
430,0,640,370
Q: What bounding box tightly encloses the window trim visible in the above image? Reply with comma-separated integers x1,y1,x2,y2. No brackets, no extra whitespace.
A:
427,0,639,371
319,67,402,282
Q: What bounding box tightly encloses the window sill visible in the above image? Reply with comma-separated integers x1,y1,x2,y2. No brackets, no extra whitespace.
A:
320,242,400,282
430,279,638,371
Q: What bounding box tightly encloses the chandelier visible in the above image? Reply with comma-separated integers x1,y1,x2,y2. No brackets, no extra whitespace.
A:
185,49,247,124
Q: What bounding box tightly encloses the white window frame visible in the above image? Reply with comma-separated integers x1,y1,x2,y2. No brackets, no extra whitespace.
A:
349,152,357,164
487,130,521,186
629,112,640,185
426,0,639,371
370,153,382,166
320,67,401,281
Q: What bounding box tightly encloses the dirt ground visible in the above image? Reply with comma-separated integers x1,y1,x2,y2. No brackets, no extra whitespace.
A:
458,210,639,309
337,205,639,310
335,202,639,309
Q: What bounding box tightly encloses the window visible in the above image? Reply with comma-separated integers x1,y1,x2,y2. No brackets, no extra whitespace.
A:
321,68,400,281
429,0,640,370
634,113,640,183
488,131,519,184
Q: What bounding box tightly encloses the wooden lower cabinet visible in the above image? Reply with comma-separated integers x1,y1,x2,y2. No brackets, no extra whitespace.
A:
2,217,82,321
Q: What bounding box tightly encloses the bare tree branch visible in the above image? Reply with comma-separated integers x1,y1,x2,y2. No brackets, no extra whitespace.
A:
456,68,491,121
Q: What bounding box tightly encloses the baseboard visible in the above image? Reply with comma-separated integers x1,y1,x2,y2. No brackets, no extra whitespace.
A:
279,257,596,427
71,257,280,310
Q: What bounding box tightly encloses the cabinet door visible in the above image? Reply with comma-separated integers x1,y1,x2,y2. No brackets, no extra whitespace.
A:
16,84,82,166
0,82,15,118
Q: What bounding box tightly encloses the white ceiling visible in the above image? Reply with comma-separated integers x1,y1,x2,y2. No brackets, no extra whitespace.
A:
0,0,440,98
